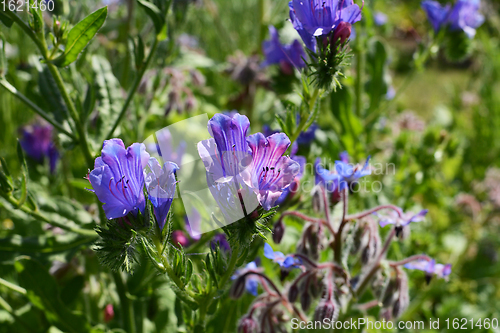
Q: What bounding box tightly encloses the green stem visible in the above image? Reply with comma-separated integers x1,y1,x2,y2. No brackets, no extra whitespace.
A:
0,79,75,139
0,277,26,295
6,9,93,167
0,194,97,237
112,272,136,333
45,62,94,166
106,35,160,139
288,87,320,148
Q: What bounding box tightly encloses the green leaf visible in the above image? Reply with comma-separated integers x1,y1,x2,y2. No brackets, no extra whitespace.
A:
0,12,13,28
51,7,108,67
16,140,28,208
14,258,91,333
91,55,123,141
37,66,69,123
137,0,165,33
0,234,93,254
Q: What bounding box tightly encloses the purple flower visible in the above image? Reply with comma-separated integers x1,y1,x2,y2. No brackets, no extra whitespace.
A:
274,155,306,206
88,139,150,220
19,124,59,173
262,26,306,73
447,0,484,38
421,1,452,32
374,11,388,26
211,233,231,253
315,158,341,193
145,158,178,230
185,208,202,240
289,0,363,51
199,113,299,214
244,133,300,210
404,259,452,282
421,0,484,38
264,243,301,269
335,154,371,191
378,209,428,228
231,261,260,296
152,129,185,167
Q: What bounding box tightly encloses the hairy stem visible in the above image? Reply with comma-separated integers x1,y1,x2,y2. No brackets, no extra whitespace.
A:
112,272,136,333
0,79,75,139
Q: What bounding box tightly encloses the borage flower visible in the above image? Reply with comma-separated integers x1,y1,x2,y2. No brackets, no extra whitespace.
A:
262,26,306,75
335,153,371,191
20,123,59,173
289,0,363,51
264,243,301,269
145,158,178,230
378,209,428,237
404,259,452,283
88,139,149,220
231,261,261,296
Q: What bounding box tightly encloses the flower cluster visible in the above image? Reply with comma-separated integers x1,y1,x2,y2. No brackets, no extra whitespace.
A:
198,112,300,221
230,149,452,330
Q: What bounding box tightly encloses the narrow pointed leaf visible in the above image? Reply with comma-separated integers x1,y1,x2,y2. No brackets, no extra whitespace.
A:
51,7,108,67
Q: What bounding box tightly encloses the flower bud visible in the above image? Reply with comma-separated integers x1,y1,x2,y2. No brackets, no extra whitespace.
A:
238,316,258,333
314,298,339,322
104,304,114,322
300,290,312,312
272,219,285,244
230,276,247,299
311,186,323,214
171,230,189,247
332,22,352,46
392,269,409,318
288,284,299,302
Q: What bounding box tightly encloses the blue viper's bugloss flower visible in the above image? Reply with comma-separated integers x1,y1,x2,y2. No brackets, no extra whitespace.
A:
422,0,484,38
20,124,59,173
199,113,299,213
421,1,452,32
289,0,363,51
447,0,484,38
245,133,300,210
145,158,178,230
264,243,301,269
404,259,452,280
88,139,150,220
231,261,260,296
378,209,428,228
262,26,306,73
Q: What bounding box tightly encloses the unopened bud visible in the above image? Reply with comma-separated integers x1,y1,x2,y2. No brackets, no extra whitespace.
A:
171,230,189,247
288,284,299,303
104,304,114,322
311,186,323,214
314,298,339,322
332,22,352,46
392,269,409,318
300,290,312,312
230,276,247,299
238,317,258,333
279,60,294,76
272,219,285,244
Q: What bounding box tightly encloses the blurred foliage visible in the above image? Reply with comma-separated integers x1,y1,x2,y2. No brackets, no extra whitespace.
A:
0,0,499,332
